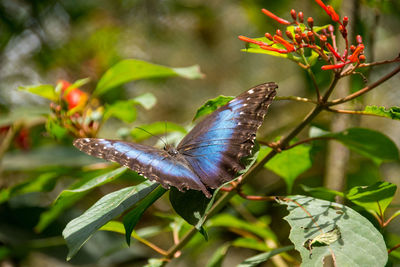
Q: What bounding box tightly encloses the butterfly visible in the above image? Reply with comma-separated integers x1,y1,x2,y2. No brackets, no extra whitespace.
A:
73,82,277,198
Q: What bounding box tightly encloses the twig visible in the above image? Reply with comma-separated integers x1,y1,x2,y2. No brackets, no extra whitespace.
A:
324,107,387,118
328,65,400,106
358,56,400,68
276,96,317,104
388,243,400,254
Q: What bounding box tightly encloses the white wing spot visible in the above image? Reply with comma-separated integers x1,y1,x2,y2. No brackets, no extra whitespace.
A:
248,89,255,94
246,97,251,100
243,103,248,107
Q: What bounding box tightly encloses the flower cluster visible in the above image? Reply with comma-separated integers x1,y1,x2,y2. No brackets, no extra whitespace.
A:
239,0,365,71
49,80,102,138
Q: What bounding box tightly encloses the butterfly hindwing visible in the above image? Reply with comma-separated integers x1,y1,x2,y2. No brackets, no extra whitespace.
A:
177,82,277,188
73,138,210,196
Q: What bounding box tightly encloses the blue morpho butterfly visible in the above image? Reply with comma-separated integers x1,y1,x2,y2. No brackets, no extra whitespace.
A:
73,82,277,198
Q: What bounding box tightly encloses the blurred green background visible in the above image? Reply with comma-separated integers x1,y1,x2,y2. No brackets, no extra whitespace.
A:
1,0,400,266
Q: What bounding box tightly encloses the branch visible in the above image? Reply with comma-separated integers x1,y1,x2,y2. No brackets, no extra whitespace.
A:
276,96,317,104
328,65,400,106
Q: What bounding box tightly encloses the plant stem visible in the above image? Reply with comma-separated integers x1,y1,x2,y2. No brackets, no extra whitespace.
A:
276,96,317,104
328,65,400,106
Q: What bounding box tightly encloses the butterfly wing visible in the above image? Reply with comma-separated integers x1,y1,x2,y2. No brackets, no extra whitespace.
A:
73,138,210,197
177,82,277,188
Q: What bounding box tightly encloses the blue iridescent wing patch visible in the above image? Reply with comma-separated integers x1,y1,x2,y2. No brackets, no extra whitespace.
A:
73,82,277,197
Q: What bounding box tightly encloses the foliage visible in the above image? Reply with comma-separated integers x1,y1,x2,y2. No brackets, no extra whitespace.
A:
0,1,399,266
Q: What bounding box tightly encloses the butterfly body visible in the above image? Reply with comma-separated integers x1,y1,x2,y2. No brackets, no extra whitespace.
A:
74,82,277,197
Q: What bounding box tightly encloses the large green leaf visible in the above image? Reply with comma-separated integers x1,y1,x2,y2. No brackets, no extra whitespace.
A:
35,167,128,232
193,95,233,121
237,246,294,267
63,180,158,260
123,186,166,245
346,182,397,215
363,105,400,120
133,92,157,110
18,84,57,101
130,121,187,142
258,144,312,193
278,195,388,266
94,59,203,96
310,127,399,164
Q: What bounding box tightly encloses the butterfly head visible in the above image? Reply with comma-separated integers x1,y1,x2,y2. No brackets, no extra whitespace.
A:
164,144,179,156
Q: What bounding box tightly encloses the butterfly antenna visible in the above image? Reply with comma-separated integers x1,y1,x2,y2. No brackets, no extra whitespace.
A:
134,127,167,147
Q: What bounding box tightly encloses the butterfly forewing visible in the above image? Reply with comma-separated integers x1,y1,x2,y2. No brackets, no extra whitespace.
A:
177,82,277,188
73,138,210,196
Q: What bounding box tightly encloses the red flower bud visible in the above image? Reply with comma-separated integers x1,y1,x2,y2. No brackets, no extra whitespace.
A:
273,35,296,52
302,32,309,43
295,27,302,34
276,29,283,37
339,25,347,38
262,8,291,25
356,35,363,44
295,34,302,44
343,16,349,26
348,44,364,62
327,5,340,22
328,25,334,33
307,31,315,43
350,45,356,52
307,17,314,28
265,32,273,41
290,9,297,21
359,54,366,62
286,30,294,40
319,35,327,47
298,12,304,23
321,62,347,70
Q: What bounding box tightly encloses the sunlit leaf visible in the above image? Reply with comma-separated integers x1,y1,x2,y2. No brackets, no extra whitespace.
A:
364,105,400,120
133,92,157,110
232,237,269,251
94,59,203,96
35,167,127,232
258,143,312,193
63,180,158,260
193,95,233,121
123,186,166,245
278,195,388,266
346,181,397,215
18,84,57,101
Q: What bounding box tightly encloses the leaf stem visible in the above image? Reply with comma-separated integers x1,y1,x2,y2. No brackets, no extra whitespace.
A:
388,243,400,254
276,96,317,104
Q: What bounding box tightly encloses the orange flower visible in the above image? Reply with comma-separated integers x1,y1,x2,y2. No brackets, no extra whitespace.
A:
58,80,88,110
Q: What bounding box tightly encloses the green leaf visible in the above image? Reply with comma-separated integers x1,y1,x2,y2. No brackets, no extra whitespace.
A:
364,105,400,120
133,92,157,110
104,100,137,123
278,195,388,266
311,127,399,164
123,186,166,245
35,167,127,232
206,243,230,267
2,145,101,171
144,259,164,267
130,121,187,142
237,246,293,267
169,188,211,232
45,118,69,140
94,59,203,96
301,185,344,201
0,172,59,204
258,143,312,193
193,95,233,121
346,181,397,215
232,237,269,251
63,180,158,260
210,213,276,241
18,84,57,101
